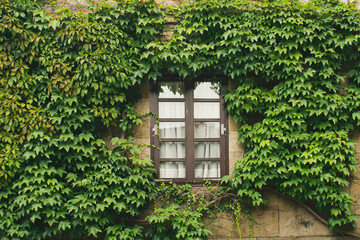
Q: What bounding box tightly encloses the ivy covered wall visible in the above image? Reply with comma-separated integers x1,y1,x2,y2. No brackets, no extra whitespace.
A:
2,0,360,239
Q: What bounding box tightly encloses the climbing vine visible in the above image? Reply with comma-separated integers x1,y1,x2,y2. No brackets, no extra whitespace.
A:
2,0,360,239
0,0,164,239
143,0,360,233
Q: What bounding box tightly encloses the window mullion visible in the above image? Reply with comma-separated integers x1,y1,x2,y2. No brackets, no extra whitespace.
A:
150,81,160,178
185,81,195,182
220,95,228,176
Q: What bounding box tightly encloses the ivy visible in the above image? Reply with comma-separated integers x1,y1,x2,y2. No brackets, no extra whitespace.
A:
0,0,163,239
145,183,215,240
142,0,360,233
2,0,360,238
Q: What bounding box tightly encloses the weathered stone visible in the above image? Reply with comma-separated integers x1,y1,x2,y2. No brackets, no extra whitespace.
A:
229,114,241,131
56,0,89,12
131,117,150,138
134,97,151,115
159,23,176,42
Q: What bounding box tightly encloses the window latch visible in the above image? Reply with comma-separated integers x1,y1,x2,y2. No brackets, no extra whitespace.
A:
221,123,227,135
152,125,158,136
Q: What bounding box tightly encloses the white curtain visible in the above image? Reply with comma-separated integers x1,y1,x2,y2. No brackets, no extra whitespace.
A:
194,102,220,119
194,122,219,138
195,161,220,178
194,142,220,158
160,142,185,158
159,102,185,119
159,122,185,138
160,162,186,178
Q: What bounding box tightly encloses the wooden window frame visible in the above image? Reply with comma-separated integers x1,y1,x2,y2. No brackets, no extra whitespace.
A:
150,77,229,183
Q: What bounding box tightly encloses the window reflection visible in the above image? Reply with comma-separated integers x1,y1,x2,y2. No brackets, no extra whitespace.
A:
194,82,220,99
159,82,184,98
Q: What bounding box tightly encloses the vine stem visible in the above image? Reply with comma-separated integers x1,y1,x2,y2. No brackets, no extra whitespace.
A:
202,192,238,209
265,188,360,239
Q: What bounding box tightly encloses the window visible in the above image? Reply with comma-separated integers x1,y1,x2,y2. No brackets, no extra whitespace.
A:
150,79,228,183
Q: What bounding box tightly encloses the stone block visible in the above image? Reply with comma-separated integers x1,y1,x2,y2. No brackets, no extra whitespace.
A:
159,23,176,42
228,153,241,175
229,115,241,131
262,191,293,210
131,117,150,138
212,237,357,240
205,211,240,239
250,206,280,237
350,179,360,204
229,133,243,153
134,97,150,115
132,137,151,159
207,206,280,239
56,0,89,12
139,81,150,98
155,0,180,7
279,203,332,237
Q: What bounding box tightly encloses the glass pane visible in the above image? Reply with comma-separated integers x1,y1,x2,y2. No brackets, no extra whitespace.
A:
159,122,185,138
195,161,220,178
159,82,184,98
194,122,220,138
194,142,220,158
160,162,186,178
160,142,186,158
194,82,220,99
159,102,185,119
194,102,220,119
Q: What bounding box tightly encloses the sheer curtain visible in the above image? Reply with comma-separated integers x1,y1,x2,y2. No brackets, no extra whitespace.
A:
194,102,219,119
159,122,185,139
160,162,186,178
194,142,220,158
194,142,220,178
159,142,186,178
195,161,220,178
194,122,219,138
159,102,185,119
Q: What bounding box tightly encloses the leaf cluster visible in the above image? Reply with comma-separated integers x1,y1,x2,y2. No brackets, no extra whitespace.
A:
145,183,213,240
0,0,163,239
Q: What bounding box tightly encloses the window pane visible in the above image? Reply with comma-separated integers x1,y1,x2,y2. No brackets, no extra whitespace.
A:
160,162,186,178
159,102,185,118
159,122,185,138
194,102,220,119
159,82,184,98
194,122,220,138
195,161,220,178
160,142,186,158
194,82,220,99
194,141,220,158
